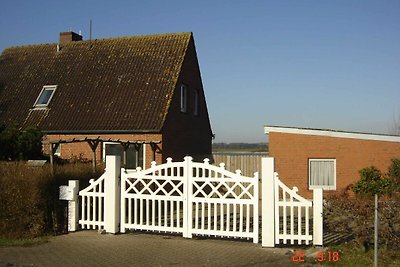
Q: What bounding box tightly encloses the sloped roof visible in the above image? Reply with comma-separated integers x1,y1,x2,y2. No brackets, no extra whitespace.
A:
0,32,192,133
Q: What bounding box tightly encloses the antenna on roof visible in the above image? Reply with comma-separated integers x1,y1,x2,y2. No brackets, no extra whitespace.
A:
89,19,92,40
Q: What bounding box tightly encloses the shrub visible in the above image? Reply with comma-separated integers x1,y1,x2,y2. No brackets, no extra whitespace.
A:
17,127,44,160
0,162,52,238
0,126,44,160
0,126,19,160
353,166,397,197
324,194,400,249
387,158,400,184
0,162,103,239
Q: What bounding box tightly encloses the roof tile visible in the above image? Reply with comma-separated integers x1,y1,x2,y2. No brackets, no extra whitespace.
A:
0,32,192,132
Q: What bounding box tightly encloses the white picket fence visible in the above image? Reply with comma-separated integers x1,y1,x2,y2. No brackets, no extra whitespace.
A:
63,156,323,247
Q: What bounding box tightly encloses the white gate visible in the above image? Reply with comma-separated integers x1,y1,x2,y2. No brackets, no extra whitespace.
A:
189,159,258,241
77,156,120,233
274,173,313,245
120,158,187,235
79,174,106,229
64,156,323,247
120,156,259,243
261,157,323,247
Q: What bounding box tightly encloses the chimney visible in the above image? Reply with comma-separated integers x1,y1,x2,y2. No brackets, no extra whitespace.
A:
59,31,83,44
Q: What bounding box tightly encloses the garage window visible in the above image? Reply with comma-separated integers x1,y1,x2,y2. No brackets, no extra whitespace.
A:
309,159,336,190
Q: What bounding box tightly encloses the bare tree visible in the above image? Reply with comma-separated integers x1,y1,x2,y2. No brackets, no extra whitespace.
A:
390,112,400,135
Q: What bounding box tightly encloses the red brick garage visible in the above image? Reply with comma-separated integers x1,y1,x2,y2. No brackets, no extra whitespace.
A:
265,126,400,198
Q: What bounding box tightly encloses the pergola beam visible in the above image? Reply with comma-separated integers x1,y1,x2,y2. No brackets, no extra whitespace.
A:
86,138,101,173
46,138,161,173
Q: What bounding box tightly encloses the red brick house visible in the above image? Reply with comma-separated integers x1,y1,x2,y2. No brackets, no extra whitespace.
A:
265,125,400,198
0,31,213,168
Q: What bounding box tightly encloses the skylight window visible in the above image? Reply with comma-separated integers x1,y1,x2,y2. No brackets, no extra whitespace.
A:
34,85,57,107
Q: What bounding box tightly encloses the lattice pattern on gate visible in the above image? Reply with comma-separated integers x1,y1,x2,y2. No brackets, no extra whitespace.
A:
120,159,187,234
190,160,259,242
120,156,259,243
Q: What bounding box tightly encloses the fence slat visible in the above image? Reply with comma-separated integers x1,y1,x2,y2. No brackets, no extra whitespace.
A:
76,156,259,242
212,152,268,177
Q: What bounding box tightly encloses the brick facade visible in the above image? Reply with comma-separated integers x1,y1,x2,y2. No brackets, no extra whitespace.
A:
162,36,213,162
268,131,400,198
44,133,162,169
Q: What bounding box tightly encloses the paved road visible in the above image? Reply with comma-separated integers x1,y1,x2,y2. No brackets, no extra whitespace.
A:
0,231,295,267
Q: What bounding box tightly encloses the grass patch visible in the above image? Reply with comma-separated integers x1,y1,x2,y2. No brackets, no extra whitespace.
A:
319,241,400,266
0,236,50,247
291,241,400,266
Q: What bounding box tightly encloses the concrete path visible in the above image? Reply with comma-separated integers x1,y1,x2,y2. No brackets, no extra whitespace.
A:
0,231,294,267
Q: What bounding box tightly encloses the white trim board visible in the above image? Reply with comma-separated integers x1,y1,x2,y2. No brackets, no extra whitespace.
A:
264,126,400,143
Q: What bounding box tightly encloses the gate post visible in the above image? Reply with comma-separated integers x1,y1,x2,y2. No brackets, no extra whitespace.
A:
261,157,275,247
313,188,323,246
104,155,121,234
68,180,79,232
183,156,193,238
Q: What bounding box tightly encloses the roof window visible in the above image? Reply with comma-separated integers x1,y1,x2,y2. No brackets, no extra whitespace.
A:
34,85,57,108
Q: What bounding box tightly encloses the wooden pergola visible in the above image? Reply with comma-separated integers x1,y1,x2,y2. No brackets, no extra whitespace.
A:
47,137,161,174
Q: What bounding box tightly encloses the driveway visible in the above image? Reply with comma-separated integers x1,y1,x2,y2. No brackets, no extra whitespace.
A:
0,231,294,267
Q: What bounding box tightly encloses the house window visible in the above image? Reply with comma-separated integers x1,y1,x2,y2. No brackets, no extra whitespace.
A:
194,89,199,116
180,84,187,113
103,142,145,169
54,144,61,157
34,85,57,107
309,159,336,190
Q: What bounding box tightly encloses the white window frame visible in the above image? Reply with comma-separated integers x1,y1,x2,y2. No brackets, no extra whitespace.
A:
180,84,187,113
34,85,57,108
102,142,146,169
193,89,199,116
54,144,61,157
308,158,336,190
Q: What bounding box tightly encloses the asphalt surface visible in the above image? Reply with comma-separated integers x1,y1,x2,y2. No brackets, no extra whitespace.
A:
0,231,296,267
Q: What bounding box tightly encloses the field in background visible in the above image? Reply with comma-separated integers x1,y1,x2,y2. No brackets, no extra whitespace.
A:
212,142,268,153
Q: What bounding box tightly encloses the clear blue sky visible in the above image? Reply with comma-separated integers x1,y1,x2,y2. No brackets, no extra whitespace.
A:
1,0,399,143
